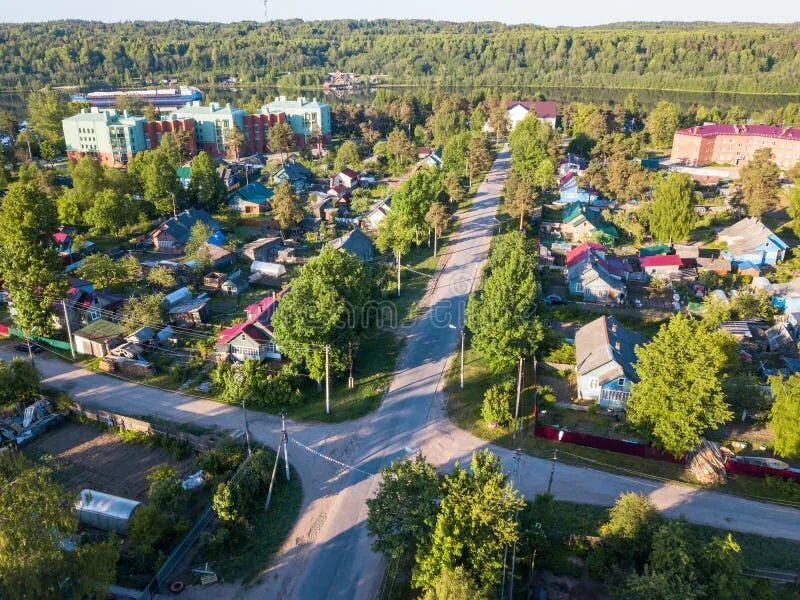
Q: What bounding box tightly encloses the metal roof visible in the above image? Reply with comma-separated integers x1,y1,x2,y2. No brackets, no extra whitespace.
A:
76,489,140,521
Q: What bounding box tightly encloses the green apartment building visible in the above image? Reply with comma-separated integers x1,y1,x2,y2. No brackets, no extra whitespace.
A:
169,102,246,157
261,96,331,143
63,108,147,167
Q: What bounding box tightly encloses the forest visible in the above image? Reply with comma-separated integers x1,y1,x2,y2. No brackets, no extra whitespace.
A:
0,20,800,93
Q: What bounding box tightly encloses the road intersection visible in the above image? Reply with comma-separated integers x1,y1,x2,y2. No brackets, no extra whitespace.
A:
8,147,800,599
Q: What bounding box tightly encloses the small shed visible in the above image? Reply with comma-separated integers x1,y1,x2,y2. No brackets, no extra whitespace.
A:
241,237,283,262
73,319,125,357
169,296,210,327
203,272,227,290
164,286,192,308
221,270,249,295
76,489,141,535
250,262,287,278
156,325,175,345
125,326,156,345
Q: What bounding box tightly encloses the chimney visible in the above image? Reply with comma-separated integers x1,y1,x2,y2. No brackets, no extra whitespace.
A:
272,291,276,300
615,340,621,351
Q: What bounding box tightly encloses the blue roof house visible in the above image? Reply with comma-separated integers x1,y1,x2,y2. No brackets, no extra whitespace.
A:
717,218,787,268
556,172,599,206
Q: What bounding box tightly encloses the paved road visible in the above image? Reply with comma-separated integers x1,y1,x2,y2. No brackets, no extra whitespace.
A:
8,147,800,599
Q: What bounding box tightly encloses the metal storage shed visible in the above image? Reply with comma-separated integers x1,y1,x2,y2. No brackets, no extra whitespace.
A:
76,489,141,535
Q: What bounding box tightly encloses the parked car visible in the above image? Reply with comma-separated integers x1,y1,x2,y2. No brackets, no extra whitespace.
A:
14,343,41,354
543,294,566,305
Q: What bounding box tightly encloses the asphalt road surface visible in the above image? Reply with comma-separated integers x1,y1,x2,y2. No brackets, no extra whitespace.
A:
7,146,800,599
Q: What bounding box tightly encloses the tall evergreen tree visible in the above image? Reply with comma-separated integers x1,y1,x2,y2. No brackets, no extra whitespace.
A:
647,173,696,242
0,182,66,336
465,231,542,372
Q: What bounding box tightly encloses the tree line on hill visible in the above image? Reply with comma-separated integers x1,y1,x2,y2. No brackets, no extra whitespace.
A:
2,21,800,93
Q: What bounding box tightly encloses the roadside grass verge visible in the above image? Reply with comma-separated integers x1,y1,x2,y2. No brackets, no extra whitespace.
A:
546,500,800,572
206,463,303,584
281,241,444,423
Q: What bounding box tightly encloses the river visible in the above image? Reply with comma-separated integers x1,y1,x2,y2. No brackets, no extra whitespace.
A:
2,85,799,119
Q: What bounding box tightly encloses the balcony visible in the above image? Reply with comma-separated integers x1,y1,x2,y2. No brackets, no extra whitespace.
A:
599,388,630,406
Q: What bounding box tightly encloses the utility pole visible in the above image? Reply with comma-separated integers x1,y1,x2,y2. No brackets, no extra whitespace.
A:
265,413,288,511
281,412,290,481
324,344,331,414
242,395,252,456
396,251,401,297
547,448,559,495
514,356,524,426
265,433,282,511
347,342,354,389
62,300,75,360
170,191,177,219
459,328,465,390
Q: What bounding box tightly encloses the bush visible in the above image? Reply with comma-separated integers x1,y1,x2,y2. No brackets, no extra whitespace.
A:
147,464,186,515
537,385,557,407
198,438,245,479
545,341,576,365
481,378,515,427
128,505,171,568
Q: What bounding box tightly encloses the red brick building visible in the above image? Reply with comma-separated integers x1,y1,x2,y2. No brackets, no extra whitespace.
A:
143,118,197,155
242,112,286,155
670,124,800,170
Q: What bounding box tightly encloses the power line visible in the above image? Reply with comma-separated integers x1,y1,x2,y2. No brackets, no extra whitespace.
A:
290,438,372,476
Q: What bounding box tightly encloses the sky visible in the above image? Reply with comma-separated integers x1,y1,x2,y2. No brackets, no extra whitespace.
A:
2,0,798,26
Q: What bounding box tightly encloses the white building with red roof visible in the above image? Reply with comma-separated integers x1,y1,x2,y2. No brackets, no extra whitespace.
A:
215,290,288,362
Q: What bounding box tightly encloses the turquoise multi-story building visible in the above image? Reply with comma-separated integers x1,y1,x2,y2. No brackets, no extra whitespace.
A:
261,96,331,142
63,108,147,167
169,102,246,157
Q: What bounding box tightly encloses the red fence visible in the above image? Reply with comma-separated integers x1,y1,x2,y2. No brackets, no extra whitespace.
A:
535,424,800,484
534,424,684,464
725,459,800,483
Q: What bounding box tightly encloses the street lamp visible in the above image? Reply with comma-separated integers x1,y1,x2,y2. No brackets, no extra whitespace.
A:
448,324,465,389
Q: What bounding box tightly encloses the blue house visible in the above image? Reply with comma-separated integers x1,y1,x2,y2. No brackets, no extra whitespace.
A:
575,315,644,409
273,159,314,192
717,218,787,268
556,172,599,206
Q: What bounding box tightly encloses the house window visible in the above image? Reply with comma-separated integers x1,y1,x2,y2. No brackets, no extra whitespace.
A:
575,283,583,292
87,309,101,322
617,377,625,387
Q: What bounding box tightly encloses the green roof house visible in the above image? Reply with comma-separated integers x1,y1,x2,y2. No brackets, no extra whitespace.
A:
73,319,126,358
561,204,617,243
228,182,274,214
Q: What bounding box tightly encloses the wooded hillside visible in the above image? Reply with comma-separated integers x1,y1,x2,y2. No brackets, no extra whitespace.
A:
0,20,799,93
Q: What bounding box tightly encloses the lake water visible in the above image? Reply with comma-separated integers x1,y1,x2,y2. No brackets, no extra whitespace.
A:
3,85,799,119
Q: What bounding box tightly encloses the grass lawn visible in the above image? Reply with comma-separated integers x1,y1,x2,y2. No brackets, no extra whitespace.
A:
545,500,800,572
445,344,800,508
283,328,402,423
